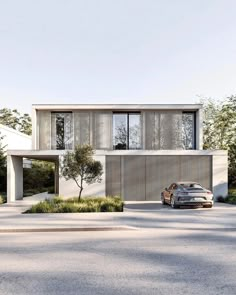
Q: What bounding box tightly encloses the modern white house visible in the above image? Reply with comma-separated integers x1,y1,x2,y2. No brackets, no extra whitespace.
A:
7,104,228,203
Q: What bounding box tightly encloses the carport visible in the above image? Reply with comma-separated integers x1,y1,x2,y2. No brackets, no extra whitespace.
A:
7,150,59,203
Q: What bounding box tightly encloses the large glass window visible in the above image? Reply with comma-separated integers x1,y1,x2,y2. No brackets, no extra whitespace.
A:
113,113,141,150
182,112,195,149
51,112,73,150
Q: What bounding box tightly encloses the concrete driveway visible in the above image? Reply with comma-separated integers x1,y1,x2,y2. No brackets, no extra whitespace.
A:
0,195,235,231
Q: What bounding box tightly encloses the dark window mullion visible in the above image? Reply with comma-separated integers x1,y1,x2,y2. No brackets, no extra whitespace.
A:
127,113,129,150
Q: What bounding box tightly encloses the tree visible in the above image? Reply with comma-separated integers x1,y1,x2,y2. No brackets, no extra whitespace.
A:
0,132,7,192
200,96,236,187
60,145,103,200
23,160,55,193
0,108,32,135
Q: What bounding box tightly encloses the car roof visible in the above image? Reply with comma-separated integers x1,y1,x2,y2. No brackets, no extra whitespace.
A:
176,181,198,185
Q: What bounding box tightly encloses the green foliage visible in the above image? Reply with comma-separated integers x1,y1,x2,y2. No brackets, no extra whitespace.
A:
0,132,6,192
24,196,123,213
0,194,6,204
61,145,103,200
23,160,54,195
200,96,236,187
0,108,32,135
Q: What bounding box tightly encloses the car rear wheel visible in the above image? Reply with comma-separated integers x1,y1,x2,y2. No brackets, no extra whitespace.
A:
170,197,179,209
204,204,213,208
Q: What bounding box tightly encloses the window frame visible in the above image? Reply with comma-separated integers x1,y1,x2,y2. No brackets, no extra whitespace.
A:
113,112,142,150
51,111,73,150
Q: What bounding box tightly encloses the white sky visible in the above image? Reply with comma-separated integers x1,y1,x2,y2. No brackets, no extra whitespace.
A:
0,0,236,115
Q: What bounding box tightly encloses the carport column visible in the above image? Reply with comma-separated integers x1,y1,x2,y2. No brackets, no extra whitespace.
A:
7,155,23,202
212,154,228,198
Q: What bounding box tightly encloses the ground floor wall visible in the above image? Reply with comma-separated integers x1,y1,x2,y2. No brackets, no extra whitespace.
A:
7,150,228,202
59,151,228,201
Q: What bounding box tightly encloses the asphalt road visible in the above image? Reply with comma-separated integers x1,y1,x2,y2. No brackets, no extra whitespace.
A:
0,227,236,295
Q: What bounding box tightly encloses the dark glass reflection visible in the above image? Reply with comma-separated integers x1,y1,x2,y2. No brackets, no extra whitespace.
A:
182,113,195,149
53,113,73,150
129,114,141,149
113,114,127,149
113,113,141,150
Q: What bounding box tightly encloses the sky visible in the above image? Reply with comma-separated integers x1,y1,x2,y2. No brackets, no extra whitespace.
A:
0,0,236,115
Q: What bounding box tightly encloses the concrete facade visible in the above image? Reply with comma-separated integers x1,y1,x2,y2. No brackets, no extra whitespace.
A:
6,104,228,202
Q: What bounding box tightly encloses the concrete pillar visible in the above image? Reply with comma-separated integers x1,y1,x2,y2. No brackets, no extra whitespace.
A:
7,155,23,202
212,154,228,198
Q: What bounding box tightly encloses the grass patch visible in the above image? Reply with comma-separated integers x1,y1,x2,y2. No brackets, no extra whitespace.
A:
0,194,6,205
24,196,123,213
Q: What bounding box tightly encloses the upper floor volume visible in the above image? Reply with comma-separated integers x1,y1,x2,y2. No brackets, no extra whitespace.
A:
32,104,203,151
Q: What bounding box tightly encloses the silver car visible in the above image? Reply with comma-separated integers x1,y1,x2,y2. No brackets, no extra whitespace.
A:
161,182,214,208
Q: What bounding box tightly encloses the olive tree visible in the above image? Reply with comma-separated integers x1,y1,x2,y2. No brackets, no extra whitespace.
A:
60,145,103,200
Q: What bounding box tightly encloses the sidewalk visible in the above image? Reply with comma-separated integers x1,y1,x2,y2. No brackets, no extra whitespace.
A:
0,193,236,232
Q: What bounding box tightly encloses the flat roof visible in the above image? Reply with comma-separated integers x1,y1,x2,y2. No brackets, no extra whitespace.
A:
32,104,202,111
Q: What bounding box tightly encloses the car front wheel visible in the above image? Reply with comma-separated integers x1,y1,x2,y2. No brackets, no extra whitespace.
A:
161,195,166,205
170,197,179,209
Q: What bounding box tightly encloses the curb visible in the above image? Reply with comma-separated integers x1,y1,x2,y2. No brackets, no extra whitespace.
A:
0,226,138,233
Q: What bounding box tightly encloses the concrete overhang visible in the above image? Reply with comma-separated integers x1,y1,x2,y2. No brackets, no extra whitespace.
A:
7,150,61,162
32,104,203,111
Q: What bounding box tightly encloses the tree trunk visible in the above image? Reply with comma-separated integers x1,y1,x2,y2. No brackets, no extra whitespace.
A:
78,187,83,202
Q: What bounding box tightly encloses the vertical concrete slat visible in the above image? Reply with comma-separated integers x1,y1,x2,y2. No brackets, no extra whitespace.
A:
180,155,211,190
105,156,121,196
123,156,146,201
38,110,51,150
160,111,183,149
145,156,180,201
74,112,90,146
93,112,112,150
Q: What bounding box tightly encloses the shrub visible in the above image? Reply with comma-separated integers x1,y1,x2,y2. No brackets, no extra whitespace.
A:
25,200,53,213
0,194,6,204
217,196,225,203
24,196,123,213
47,186,55,194
224,195,236,204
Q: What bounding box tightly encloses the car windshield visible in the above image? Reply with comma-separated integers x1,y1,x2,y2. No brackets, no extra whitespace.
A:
179,183,203,190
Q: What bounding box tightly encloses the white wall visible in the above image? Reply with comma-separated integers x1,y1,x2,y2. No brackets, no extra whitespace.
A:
59,155,106,198
212,155,228,198
0,124,31,150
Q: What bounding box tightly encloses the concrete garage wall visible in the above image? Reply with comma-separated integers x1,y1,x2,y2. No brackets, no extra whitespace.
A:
122,156,146,201
106,155,213,201
212,155,228,198
146,156,180,201
106,156,121,196
59,155,106,197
